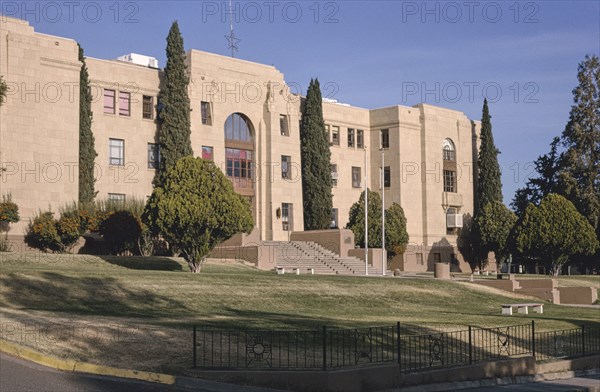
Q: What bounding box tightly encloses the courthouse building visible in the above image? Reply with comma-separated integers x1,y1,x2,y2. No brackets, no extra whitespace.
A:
0,17,482,271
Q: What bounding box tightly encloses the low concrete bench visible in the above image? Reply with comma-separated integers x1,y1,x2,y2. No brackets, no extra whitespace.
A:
276,266,285,275
502,303,544,315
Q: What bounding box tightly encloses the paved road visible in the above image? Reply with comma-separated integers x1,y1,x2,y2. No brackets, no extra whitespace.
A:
462,375,600,392
0,352,190,392
0,352,278,392
4,351,598,392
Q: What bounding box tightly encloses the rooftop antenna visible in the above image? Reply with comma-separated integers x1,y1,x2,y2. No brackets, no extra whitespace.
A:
225,0,241,57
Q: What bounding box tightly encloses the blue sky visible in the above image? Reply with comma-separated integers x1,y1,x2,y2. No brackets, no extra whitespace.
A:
6,0,599,204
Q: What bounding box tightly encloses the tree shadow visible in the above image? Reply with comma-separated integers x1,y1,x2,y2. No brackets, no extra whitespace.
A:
457,213,478,271
98,255,185,272
189,307,348,330
0,272,187,318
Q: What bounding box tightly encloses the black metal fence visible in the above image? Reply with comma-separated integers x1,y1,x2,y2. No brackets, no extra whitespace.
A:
536,325,600,361
192,322,600,372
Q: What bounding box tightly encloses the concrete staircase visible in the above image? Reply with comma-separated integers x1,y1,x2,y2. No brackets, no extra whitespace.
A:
263,241,383,276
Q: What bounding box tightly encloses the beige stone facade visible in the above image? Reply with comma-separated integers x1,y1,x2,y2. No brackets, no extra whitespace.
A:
1,17,481,271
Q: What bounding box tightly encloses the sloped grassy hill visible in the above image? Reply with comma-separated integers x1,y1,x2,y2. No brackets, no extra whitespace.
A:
1,254,597,330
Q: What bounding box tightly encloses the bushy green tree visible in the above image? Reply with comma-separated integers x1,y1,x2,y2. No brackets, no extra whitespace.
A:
56,214,83,252
25,211,61,252
385,203,409,257
475,201,517,264
99,211,142,255
143,157,253,273
511,137,561,216
78,44,97,204
300,78,333,230
347,189,382,248
0,194,19,251
157,21,193,185
512,194,598,275
559,55,600,233
346,191,408,256
0,75,7,106
0,194,19,227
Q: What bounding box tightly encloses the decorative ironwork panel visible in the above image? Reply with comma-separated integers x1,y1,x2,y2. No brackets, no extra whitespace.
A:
354,328,373,364
245,332,272,367
498,327,511,356
428,334,444,366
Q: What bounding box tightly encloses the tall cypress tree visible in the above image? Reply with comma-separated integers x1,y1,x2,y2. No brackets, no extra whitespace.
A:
0,76,7,106
300,79,333,230
157,21,192,185
78,44,97,204
475,98,503,214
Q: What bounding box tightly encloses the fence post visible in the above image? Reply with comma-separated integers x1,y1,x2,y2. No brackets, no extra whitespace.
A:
581,325,586,356
193,325,197,368
397,321,401,368
531,320,536,358
322,326,327,371
468,326,473,365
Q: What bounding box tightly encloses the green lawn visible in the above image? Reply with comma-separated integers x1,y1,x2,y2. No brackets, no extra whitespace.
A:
1,254,598,373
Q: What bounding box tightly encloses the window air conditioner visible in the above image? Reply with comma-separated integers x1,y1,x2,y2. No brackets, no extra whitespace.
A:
446,214,463,228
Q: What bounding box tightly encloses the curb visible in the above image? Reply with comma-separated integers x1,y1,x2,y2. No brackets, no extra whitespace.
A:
0,339,176,386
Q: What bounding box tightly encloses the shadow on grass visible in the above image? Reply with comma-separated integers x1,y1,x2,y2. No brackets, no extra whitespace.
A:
190,307,346,330
98,256,185,272
0,272,188,318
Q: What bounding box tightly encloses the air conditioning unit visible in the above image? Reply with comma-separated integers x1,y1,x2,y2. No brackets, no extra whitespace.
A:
331,172,339,180
446,214,463,228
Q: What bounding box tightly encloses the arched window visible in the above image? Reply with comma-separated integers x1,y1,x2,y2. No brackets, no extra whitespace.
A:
224,113,253,142
443,138,456,162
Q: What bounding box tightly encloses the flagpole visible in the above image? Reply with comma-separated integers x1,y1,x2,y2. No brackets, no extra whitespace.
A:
364,144,368,276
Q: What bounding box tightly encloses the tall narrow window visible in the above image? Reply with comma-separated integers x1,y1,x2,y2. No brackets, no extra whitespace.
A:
119,91,130,116
352,167,361,188
384,166,391,188
147,143,160,169
443,139,457,193
282,203,293,231
103,89,115,114
331,164,338,187
201,101,212,125
331,208,339,229
381,129,390,149
357,129,364,148
202,146,213,161
109,139,124,166
143,96,154,119
348,128,355,148
281,155,291,179
280,114,289,136
443,170,456,193
331,126,340,146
